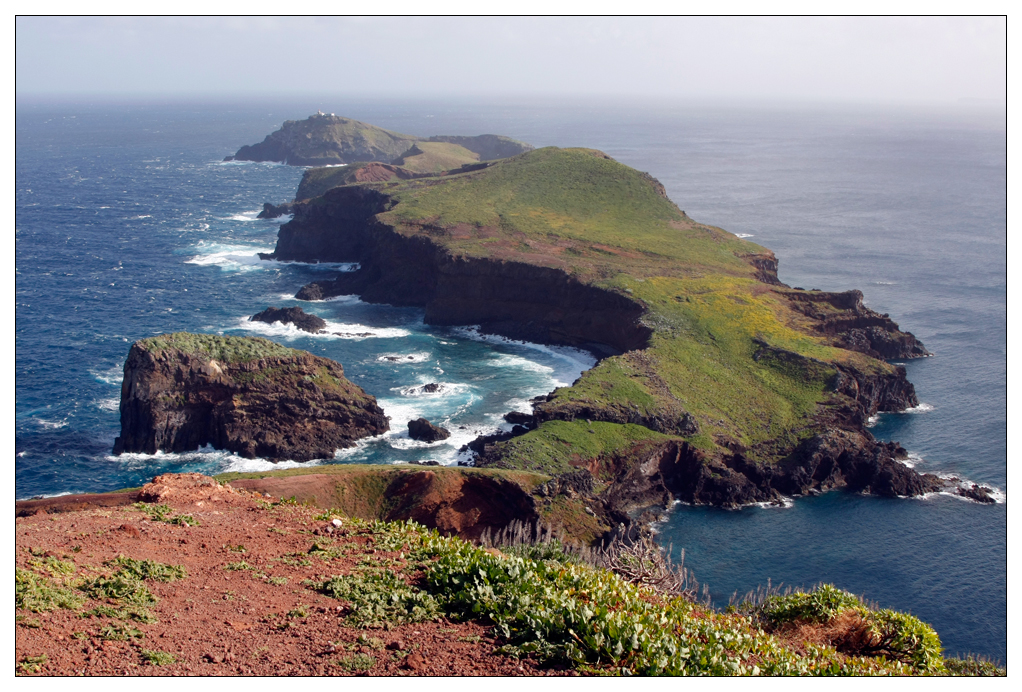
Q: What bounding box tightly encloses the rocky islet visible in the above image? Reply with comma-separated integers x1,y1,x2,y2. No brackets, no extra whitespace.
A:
112,333,388,462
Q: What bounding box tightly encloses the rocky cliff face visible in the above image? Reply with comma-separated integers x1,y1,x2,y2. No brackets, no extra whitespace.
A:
278,192,652,356
112,333,388,462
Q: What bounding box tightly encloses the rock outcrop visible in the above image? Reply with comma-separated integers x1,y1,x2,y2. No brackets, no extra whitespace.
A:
111,333,388,462
249,306,327,334
408,418,451,443
782,288,931,360
257,202,295,219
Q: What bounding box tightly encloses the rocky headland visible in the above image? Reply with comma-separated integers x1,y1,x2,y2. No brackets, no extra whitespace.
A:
224,112,533,168
254,145,994,519
111,333,388,462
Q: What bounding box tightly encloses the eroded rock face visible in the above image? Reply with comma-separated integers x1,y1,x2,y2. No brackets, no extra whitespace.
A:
112,333,388,462
249,306,327,334
784,289,930,360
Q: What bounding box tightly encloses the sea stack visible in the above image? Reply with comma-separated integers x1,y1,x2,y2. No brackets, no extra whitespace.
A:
112,333,388,462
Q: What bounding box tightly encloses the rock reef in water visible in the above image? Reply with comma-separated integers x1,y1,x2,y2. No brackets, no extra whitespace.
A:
257,145,954,523
408,418,451,443
111,333,388,462
250,306,326,334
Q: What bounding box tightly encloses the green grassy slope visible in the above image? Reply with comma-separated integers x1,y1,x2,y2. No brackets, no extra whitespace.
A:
336,147,893,471
390,142,480,173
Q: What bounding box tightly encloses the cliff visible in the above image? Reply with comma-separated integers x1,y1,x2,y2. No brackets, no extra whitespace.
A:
111,333,388,462
224,113,533,167
260,146,949,511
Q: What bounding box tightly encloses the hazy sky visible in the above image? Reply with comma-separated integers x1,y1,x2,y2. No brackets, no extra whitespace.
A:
15,16,1006,105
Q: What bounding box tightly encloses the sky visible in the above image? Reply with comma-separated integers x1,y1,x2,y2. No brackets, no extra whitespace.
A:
15,16,1006,106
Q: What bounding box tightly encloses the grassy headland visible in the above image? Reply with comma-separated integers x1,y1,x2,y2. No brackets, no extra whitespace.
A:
320,147,902,473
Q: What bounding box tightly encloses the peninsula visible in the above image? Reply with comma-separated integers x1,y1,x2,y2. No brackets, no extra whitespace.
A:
263,145,994,512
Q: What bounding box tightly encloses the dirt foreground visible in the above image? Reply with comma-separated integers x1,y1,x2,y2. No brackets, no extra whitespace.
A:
15,474,567,677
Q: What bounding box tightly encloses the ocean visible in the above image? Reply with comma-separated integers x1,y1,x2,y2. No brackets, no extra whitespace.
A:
14,97,1006,662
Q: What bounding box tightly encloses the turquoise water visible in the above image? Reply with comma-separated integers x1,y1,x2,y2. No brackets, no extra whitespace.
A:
15,98,1005,661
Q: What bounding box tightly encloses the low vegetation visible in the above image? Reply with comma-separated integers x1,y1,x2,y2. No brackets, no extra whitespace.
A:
16,549,186,631
291,518,1000,676
138,332,298,364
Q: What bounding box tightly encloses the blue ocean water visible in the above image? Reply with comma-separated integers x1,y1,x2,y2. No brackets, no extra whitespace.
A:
14,98,1005,661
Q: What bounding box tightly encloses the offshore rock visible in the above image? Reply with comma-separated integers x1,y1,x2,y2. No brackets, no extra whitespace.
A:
257,202,294,219
407,418,451,443
250,306,327,334
112,333,388,462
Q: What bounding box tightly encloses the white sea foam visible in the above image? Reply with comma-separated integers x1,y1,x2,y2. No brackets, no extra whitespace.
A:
898,451,925,469
750,497,794,509
276,289,362,303
184,241,276,272
221,457,321,474
377,352,432,364
901,403,935,414
484,353,555,376
36,418,68,430
29,491,74,500
394,382,474,398
226,210,263,222
236,311,412,342
373,388,486,464
132,214,152,220
865,414,879,428
215,159,290,168
451,326,597,372
107,446,321,474
96,397,120,412
91,365,124,386
734,233,755,239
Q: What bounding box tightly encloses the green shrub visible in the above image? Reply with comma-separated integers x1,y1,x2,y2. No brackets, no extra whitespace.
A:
140,649,177,666
16,569,84,612
759,584,864,626
100,623,144,641
310,569,440,629
335,653,375,672
942,655,1005,676
132,502,199,526
79,573,156,607
865,609,944,673
109,555,186,582
28,555,76,577
17,655,47,674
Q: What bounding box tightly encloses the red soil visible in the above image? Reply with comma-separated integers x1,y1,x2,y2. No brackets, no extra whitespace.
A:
15,474,570,677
